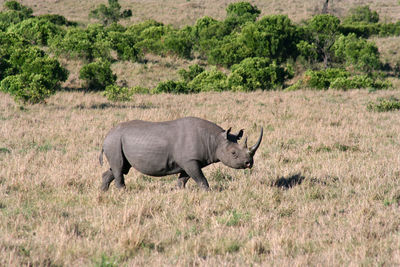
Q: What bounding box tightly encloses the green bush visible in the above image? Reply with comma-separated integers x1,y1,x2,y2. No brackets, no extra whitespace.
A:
208,15,299,67
36,14,77,26
89,0,132,26
0,1,33,30
296,40,318,64
188,67,228,92
0,73,54,104
131,85,150,94
333,33,381,72
330,75,391,90
49,25,111,61
343,5,379,24
153,80,191,94
7,18,64,45
163,26,193,58
134,25,171,55
107,31,141,61
103,84,133,101
227,57,290,91
192,16,230,57
207,34,251,67
178,64,205,83
367,97,400,112
0,44,68,103
79,59,116,90
304,68,349,89
303,68,391,90
224,1,260,29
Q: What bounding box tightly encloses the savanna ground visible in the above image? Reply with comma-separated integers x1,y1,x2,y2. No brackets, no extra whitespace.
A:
1,89,400,266
1,0,400,266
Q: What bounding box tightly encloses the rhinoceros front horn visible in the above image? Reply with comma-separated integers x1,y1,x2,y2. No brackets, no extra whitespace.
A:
249,128,263,156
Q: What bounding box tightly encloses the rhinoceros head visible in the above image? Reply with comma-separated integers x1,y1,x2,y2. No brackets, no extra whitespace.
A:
216,127,263,169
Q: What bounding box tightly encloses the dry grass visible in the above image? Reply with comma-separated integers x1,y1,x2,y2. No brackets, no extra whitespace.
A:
1,89,400,266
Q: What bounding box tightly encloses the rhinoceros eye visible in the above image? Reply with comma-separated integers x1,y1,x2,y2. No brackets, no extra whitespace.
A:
231,151,238,158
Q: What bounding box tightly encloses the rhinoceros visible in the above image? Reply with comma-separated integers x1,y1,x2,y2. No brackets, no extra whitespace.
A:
99,117,263,191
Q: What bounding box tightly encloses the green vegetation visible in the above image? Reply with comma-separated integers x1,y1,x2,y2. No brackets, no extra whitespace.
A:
79,59,116,90
367,96,400,112
89,0,132,26
0,0,399,104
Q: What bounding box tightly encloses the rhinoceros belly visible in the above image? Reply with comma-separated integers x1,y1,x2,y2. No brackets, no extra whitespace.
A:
121,134,182,176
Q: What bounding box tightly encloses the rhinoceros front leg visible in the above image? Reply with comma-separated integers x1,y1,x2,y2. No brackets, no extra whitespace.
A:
181,161,210,191
177,171,190,189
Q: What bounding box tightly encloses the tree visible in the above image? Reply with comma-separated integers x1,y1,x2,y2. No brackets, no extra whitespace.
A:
305,14,341,68
89,0,132,26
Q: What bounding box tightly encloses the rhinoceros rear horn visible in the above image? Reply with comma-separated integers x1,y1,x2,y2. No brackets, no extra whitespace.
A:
249,127,263,156
242,137,248,149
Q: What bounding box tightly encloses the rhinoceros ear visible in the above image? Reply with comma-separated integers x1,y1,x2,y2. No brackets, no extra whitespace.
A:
236,129,244,140
225,127,232,139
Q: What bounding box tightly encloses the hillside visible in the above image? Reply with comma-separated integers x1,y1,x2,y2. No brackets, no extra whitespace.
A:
1,0,400,27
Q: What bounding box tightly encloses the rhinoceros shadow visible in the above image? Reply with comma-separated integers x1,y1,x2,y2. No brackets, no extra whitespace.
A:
271,173,305,189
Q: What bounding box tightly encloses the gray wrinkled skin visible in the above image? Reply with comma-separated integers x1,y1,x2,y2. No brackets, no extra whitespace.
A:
99,117,263,191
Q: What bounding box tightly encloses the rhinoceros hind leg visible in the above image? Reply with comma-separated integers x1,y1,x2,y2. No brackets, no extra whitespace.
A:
177,171,190,189
113,170,126,189
101,169,114,191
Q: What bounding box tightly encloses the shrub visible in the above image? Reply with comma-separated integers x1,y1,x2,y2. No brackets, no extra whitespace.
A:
192,16,230,57
224,2,260,29
343,5,379,24
103,84,133,102
0,1,33,30
163,26,193,58
131,85,150,94
227,57,289,91
36,14,77,26
303,68,391,90
135,25,171,55
107,31,141,61
367,97,400,112
304,68,349,89
330,75,391,90
49,26,111,61
126,20,164,37
0,73,54,104
79,59,116,90
296,40,318,65
178,64,205,83
333,33,381,73
4,1,32,19
208,15,299,67
89,0,132,26
153,80,191,94
7,18,64,45
188,67,228,92
207,34,251,67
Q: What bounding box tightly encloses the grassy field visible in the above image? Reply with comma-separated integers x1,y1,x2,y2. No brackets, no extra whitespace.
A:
1,89,400,266
1,0,400,266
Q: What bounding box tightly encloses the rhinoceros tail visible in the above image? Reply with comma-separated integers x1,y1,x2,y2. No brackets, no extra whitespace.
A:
99,148,104,166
